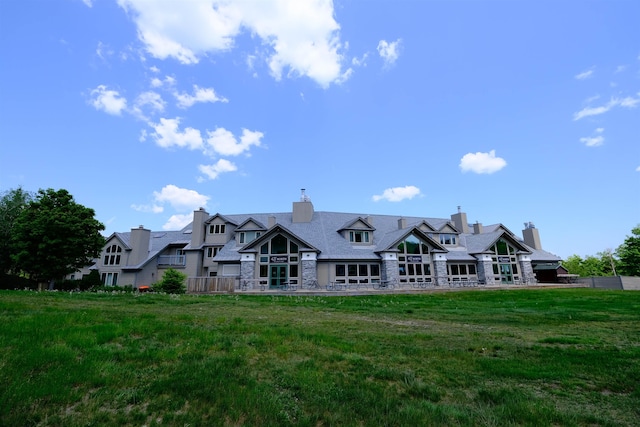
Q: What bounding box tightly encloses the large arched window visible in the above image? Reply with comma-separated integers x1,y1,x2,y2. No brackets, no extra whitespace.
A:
396,234,432,283
258,234,300,287
489,239,520,284
104,244,122,266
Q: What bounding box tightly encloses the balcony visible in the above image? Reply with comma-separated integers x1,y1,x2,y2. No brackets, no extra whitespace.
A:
157,255,186,267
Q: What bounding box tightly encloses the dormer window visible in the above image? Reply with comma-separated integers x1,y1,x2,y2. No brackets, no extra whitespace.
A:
239,231,261,244
439,234,457,245
349,230,370,243
209,224,226,234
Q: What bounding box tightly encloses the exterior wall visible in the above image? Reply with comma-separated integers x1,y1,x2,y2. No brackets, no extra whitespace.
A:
240,254,256,289
518,255,535,282
476,255,496,285
380,252,399,283
432,254,448,285
301,252,317,287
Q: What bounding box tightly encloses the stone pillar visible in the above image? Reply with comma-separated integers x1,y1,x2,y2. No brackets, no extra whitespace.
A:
301,251,317,287
476,254,496,285
240,253,256,289
518,254,535,284
433,253,448,286
380,252,399,283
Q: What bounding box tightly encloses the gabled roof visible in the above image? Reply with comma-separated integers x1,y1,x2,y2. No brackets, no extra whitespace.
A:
204,213,239,226
235,218,267,231
438,223,460,234
375,226,447,253
464,230,531,255
337,216,375,232
116,230,190,270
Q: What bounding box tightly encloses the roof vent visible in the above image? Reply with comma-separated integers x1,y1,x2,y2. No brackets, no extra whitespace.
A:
300,188,311,202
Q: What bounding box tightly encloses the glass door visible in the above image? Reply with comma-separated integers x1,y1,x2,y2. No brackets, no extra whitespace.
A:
500,264,513,284
270,265,287,288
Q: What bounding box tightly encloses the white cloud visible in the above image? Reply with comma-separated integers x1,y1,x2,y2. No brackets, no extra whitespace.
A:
377,39,402,67
636,165,640,172
162,214,193,230
575,68,594,80
205,128,263,156
372,185,421,202
117,0,350,87
148,117,203,150
573,93,640,120
459,150,507,174
580,127,605,147
82,0,93,7
153,184,210,211
89,85,127,115
198,159,238,180
131,91,165,120
175,85,228,108
131,203,164,213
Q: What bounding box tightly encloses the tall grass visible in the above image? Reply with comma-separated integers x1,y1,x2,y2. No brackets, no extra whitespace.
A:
1,289,638,426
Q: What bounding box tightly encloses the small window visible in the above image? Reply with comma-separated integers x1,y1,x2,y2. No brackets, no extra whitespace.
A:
336,264,346,276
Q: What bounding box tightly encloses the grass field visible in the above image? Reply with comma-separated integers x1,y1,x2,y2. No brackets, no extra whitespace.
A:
1,288,639,426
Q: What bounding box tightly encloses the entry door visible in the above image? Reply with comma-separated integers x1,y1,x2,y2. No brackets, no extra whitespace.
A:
500,264,513,284
270,265,287,288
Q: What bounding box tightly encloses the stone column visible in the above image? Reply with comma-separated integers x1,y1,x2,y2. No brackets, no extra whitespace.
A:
240,253,256,290
432,253,448,286
518,254,535,284
380,252,399,283
476,254,496,285
300,251,317,288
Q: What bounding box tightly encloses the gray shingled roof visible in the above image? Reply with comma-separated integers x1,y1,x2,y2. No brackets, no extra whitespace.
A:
208,210,561,263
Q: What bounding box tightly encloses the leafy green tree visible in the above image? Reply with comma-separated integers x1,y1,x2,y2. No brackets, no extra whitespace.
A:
155,268,187,294
0,188,34,274
562,252,618,277
616,225,640,276
11,188,105,287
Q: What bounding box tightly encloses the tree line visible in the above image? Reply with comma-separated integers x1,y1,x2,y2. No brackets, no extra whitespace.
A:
0,187,105,288
561,226,640,277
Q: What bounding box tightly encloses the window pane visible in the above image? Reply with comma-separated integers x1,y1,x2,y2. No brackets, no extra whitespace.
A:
359,264,368,276
460,265,467,275
289,241,299,254
290,264,298,278
451,265,459,275
370,264,380,276
271,235,287,254
348,264,357,276
260,265,268,277
469,265,476,274
336,264,345,276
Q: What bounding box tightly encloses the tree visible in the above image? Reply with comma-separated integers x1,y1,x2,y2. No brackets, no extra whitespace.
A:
155,268,187,294
0,188,34,274
11,188,105,287
617,225,640,276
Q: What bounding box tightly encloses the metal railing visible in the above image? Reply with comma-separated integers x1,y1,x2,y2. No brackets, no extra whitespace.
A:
157,255,186,266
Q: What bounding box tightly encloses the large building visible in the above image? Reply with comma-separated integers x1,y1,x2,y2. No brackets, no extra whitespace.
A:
93,192,561,290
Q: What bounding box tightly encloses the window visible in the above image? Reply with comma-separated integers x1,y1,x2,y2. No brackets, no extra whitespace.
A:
239,231,261,244
349,230,370,243
209,224,226,234
103,244,122,265
207,247,221,258
101,272,118,286
439,234,457,245
397,234,430,255
447,263,477,281
334,263,380,283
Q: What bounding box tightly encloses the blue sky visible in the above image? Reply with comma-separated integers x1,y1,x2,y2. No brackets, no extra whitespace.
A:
1,0,638,260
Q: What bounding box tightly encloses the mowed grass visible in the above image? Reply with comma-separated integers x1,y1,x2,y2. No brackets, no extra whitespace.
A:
1,288,639,426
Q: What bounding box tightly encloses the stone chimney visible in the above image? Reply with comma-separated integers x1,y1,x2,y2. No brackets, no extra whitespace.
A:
130,225,151,265
451,206,470,233
398,218,406,229
522,222,541,250
190,207,209,247
473,222,483,234
292,189,314,223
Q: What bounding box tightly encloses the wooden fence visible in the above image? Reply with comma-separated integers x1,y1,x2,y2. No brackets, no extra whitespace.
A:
187,277,237,293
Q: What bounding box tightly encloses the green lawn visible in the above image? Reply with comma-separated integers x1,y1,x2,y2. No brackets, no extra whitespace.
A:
1,288,639,426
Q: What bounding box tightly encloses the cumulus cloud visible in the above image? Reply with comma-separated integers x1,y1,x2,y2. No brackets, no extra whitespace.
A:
162,214,193,230
198,159,238,180
573,93,640,120
459,150,507,174
377,39,402,67
205,128,264,156
131,203,164,213
575,68,594,80
89,85,127,115
372,185,421,202
148,117,203,150
153,184,210,211
175,85,228,108
579,127,605,147
116,0,350,87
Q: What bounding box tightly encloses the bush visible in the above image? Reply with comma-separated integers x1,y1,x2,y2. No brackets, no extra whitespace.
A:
0,273,37,290
154,268,187,294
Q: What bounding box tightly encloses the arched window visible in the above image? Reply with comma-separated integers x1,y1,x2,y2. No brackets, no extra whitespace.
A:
396,234,432,283
104,244,122,265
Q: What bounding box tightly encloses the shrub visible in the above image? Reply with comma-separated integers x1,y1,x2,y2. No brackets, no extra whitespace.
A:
154,268,187,294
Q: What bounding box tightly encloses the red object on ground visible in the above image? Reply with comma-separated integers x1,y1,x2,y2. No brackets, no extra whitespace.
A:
139,286,150,292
